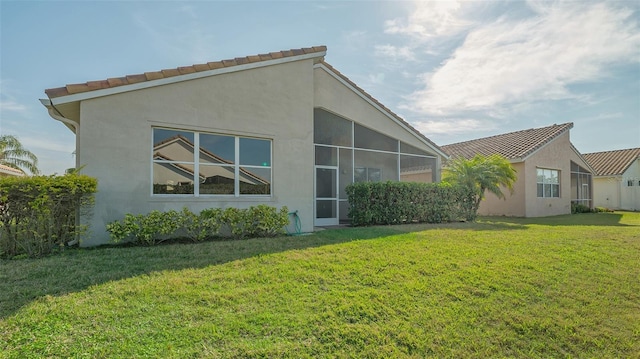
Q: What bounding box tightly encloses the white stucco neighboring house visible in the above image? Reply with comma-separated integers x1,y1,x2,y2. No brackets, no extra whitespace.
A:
442,123,594,217
40,46,448,246
583,148,640,211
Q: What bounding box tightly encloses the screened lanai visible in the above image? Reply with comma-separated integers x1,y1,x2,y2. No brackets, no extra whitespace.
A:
313,108,438,225
571,161,593,208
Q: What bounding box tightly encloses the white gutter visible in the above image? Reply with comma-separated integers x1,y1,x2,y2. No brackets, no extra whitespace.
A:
39,98,78,134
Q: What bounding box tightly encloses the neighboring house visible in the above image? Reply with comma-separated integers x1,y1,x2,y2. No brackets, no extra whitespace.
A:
442,123,594,217
0,164,25,177
583,148,640,211
40,46,447,246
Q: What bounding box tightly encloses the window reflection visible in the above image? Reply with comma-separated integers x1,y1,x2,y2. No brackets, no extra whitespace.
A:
200,134,235,164
153,162,195,194
240,138,270,166
152,128,271,196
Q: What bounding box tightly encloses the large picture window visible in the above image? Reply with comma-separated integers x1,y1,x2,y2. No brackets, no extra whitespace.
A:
152,128,271,196
537,168,559,198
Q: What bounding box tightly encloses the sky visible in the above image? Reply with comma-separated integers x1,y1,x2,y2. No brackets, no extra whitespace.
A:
1,0,639,175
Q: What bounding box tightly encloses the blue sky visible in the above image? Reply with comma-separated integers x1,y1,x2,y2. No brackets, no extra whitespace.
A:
1,0,639,174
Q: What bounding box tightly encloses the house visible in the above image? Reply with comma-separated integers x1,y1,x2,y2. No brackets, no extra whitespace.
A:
442,123,594,217
40,46,447,246
0,164,25,177
583,148,640,211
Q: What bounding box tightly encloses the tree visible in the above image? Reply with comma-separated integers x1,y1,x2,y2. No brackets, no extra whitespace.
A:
443,154,517,221
0,135,40,175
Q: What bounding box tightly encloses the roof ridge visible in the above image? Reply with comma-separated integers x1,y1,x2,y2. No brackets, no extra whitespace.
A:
45,46,327,99
583,147,640,156
583,147,640,176
442,122,574,160
443,122,573,148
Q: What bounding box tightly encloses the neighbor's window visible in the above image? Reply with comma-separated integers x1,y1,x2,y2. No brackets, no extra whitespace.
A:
152,128,271,196
537,168,560,198
628,180,635,187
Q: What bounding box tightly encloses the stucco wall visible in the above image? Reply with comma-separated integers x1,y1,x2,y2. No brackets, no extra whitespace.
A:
77,59,316,246
478,162,526,216
592,177,621,209
621,159,640,210
478,132,593,218
523,132,589,217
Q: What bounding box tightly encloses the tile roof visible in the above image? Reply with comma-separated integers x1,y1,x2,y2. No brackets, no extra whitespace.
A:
583,148,640,176
442,122,574,161
45,46,327,99
318,61,446,157
0,164,25,176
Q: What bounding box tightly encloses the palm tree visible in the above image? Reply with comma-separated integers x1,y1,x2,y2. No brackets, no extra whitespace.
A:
443,154,517,221
0,135,40,175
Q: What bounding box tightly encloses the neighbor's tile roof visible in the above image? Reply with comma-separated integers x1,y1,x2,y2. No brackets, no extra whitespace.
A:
442,123,574,161
583,148,640,176
318,61,446,156
45,46,327,99
0,164,25,176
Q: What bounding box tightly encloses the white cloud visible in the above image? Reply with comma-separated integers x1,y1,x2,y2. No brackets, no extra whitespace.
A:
413,118,495,135
374,44,416,61
384,0,475,38
0,79,28,114
368,72,385,85
406,2,640,115
0,100,27,113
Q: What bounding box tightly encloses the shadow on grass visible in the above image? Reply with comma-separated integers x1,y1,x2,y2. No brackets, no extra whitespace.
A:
0,225,418,318
3,212,635,318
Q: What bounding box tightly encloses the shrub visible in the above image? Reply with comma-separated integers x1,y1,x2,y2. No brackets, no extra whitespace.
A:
182,207,222,241
106,210,183,245
0,173,97,258
245,205,289,238
106,205,289,245
571,202,593,214
346,181,465,226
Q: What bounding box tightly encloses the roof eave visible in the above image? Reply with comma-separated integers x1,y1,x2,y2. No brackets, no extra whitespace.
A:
48,50,326,106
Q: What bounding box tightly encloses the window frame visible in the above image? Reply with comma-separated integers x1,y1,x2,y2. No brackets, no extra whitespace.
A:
151,127,272,197
537,168,560,198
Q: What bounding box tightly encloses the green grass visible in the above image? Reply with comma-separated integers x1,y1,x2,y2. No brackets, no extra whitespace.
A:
1,212,639,358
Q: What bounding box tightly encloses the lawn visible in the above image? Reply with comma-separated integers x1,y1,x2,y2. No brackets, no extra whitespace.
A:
1,212,639,358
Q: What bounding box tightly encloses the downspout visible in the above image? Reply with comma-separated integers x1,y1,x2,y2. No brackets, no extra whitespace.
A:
39,99,82,246
39,99,80,169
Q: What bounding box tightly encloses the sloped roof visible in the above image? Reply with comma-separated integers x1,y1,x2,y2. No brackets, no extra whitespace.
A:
43,45,446,159
316,61,446,157
442,123,574,161
0,164,25,176
583,148,640,176
45,46,327,99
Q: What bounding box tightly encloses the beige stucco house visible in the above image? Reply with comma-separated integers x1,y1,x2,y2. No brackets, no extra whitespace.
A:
40,46,447,246
583,148,640,211
0,164,25,177
442,123,594,217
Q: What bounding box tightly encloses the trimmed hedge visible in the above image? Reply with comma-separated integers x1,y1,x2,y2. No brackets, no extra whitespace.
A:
106,205,289,245
0,173,98,258
346,181,464,226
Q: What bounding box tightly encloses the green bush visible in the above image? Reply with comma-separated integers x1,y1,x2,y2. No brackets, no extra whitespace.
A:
106,205,289,245
106,210,183,245
182,207,222,241
346,181,465,226
0,173,97,258
571,202,593,214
